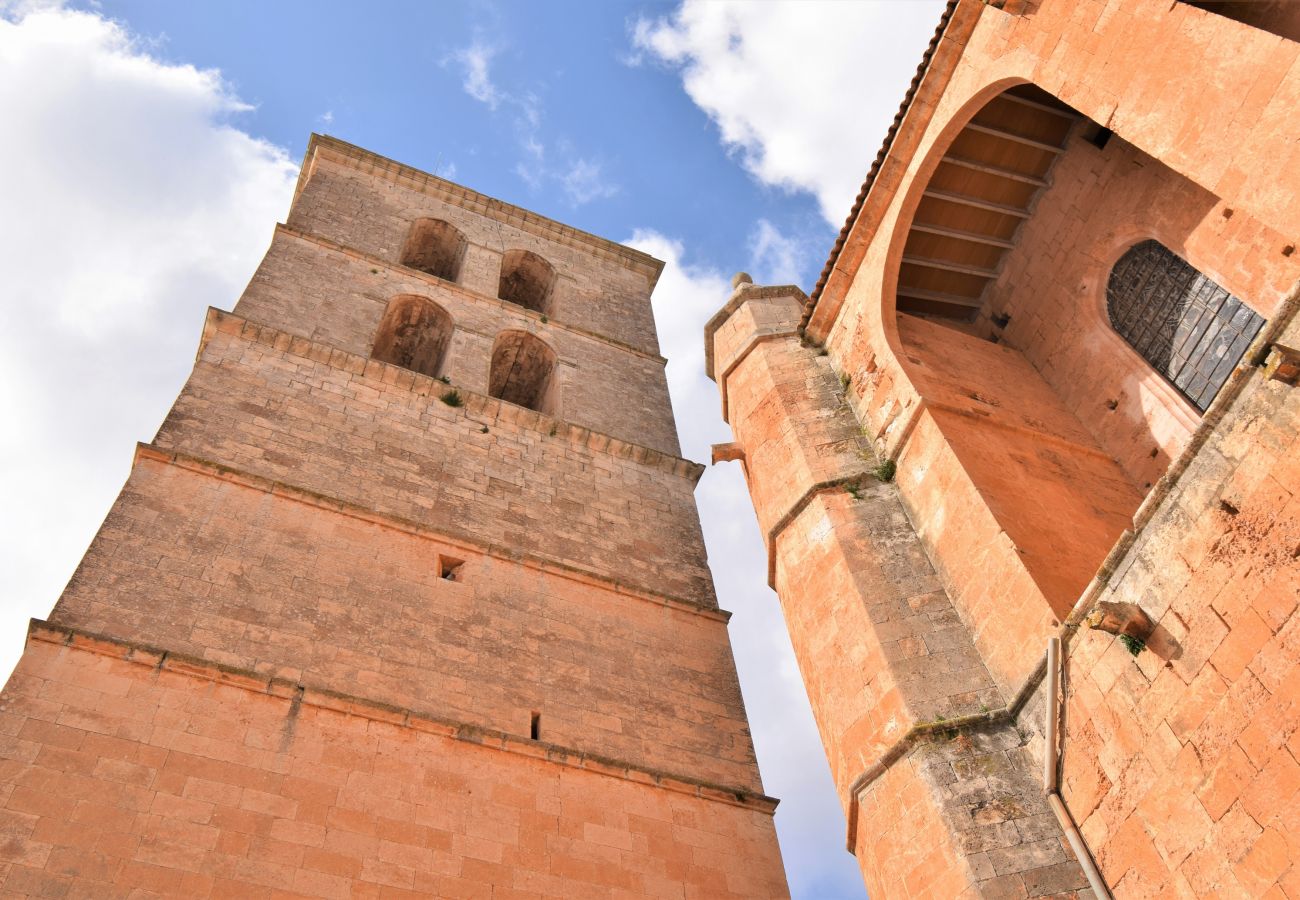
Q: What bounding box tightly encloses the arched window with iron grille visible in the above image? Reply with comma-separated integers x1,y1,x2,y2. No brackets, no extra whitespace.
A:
1106,240,1264,412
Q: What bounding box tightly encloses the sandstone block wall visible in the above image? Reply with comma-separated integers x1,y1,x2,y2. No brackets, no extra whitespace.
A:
152,312,715,608
288,152,662,357
234,228,680,456
0,634,787,899
1038,313,1300,896
51,453,758,790
749,1,1300,896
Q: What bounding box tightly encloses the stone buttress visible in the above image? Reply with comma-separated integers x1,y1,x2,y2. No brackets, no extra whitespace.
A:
707,277,1088,898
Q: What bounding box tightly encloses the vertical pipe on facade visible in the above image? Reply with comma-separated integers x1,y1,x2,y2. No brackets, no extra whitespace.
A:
1044,637,1113,900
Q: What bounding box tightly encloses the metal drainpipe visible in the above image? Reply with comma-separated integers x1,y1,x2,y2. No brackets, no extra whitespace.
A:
1044,637,1114,900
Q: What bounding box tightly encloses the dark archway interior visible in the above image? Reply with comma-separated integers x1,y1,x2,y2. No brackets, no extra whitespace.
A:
371,295,454,379
498,250,555,315
489,331,557,413
400,218,467,282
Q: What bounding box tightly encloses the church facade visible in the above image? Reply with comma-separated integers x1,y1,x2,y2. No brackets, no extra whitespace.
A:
709,0,1300,896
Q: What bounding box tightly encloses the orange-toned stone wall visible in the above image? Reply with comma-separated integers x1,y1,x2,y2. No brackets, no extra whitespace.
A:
0,635,787,899
51,455,759,790
1044,315,1300,896
896,317,1142,614
234,228,681,456
855,728,1087,899
152,312,714,608
812,0,1300,710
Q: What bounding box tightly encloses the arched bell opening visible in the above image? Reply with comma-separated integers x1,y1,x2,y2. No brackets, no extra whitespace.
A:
400,218,467,283
498,249,556,315
489,330,558,415
371,295,454,380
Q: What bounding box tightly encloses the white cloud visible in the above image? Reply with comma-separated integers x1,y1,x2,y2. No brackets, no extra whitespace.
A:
633,0,947,224
560,158,619,206
0,6,297,672
450,41,502,110
449,37,618,206
629,230,866,897
748,218,806,286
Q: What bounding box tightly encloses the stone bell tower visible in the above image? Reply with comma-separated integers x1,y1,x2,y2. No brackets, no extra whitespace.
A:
0,135,788,898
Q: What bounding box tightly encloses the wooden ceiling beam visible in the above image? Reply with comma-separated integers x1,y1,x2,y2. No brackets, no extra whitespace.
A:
910,222,1016,249
923,188,1030,218
896,286,985,309
996,92,1080,120
940,155,1048,187
901,255,999,278
965,122,1065,154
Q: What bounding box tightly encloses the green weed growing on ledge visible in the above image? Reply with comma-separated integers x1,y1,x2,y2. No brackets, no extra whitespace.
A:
1119,634,1146,656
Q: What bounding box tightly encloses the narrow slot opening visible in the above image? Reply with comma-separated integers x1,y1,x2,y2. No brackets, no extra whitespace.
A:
529,712,540,741
438,556,464,581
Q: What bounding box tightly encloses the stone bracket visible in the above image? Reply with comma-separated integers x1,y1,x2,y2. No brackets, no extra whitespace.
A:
1263,343,1300,385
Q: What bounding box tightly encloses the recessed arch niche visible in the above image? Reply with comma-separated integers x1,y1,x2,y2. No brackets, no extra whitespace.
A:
370,294,454,379
488,330,558,414
498,250,556,315
400,218,467,283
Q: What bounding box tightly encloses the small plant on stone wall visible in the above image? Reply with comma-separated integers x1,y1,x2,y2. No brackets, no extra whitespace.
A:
437,374,451,384
440,389,463,407
845,482,864,500
1118,633,1147,656
540,315,549,324
839,371,852,391
872,459,897,483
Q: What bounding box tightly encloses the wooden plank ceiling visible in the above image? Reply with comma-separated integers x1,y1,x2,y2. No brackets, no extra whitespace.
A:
897,85,1082,323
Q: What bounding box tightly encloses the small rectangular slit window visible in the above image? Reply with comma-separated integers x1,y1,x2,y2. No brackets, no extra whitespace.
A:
438,556,464,581
530,712,540,741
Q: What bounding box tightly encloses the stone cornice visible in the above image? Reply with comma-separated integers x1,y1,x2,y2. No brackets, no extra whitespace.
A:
294,135,664,286
198,308,704,483
134,443,726,623
272,224,667,364
28,620,774,815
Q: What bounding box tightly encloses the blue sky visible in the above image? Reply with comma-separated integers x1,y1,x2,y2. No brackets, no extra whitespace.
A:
0,1,946,897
